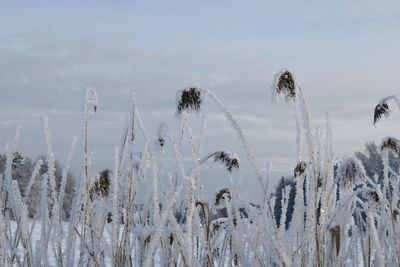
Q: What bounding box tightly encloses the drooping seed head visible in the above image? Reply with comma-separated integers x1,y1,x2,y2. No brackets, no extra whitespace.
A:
213,151,239,172
337,157,366,190
373,101,389,125
176,87,203,114
293,161,308,178
89,169,111,201
272,69,297,104
380,136,400,156
215,188,232,206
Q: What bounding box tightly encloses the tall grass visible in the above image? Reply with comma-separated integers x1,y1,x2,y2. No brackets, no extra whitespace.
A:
0,72,399,266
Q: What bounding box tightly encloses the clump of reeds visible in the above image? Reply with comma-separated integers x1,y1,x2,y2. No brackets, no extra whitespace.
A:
5,73,400,267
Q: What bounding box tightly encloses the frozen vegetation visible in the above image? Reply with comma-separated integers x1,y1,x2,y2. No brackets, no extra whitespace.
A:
1,70,400,266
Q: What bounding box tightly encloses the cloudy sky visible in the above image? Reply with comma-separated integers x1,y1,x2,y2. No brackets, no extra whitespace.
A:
1,1,400,202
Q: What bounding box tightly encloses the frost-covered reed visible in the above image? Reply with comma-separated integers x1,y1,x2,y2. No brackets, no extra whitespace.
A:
0,75,399,267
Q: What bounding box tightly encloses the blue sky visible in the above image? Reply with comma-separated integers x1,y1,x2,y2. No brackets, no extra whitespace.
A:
1,1,400,201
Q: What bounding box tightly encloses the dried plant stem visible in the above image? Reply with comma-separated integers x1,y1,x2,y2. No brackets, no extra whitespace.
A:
200,88,291,267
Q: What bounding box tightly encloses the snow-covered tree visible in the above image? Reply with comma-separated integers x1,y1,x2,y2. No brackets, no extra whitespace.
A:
0,153,75,219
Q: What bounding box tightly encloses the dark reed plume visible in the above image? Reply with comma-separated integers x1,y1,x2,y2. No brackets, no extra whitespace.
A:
176,87,203,114
294,161,308,178
374,101,389,125
380,136,400,156
337,157,366,189
199,151,240,172
373,95,400,125
272,70,297,102
89,169,111,201
215,188,232,206
213,151,239,172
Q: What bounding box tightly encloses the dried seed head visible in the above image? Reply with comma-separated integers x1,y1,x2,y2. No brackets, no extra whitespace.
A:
381,136,400,156
278,72,295,95
213,151,239,172
294,161,308,178
176,87,203,114
89,169,111,201
12,151,23,170
272,70,297,104
373,95,400,124
215,188,232,206
337,157,366,190
373,101,389,125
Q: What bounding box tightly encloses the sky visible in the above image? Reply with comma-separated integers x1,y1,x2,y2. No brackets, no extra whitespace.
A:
1,1,400,202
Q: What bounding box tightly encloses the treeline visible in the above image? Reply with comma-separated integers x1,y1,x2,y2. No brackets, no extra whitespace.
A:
0,152,75,219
